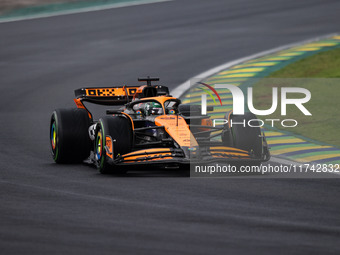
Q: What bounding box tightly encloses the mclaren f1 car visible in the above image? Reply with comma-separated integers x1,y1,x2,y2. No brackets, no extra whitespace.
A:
50,77,270,174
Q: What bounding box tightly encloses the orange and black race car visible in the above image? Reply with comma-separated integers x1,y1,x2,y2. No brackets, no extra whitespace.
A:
50,77,270,174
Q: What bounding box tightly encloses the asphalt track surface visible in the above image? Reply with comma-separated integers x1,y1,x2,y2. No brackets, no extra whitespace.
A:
1,0,340,254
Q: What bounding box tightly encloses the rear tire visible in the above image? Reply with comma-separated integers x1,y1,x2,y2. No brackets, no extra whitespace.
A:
50,108,91,163
224,112,263,169
230,112,262,158
95,116,133,174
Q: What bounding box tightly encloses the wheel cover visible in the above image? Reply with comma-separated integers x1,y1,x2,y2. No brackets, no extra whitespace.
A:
51,122,57,150
95,130,103,161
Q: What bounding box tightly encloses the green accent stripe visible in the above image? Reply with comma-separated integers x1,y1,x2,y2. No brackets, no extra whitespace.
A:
199,87,216,104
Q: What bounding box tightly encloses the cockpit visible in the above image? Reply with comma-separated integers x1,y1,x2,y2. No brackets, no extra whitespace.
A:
127,98,181,118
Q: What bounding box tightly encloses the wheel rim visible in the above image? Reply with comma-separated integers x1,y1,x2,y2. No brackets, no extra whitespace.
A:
95,130,103,161
51,122,57,150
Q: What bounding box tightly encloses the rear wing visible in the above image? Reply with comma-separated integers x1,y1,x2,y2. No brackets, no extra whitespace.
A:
73,77,170,119
75,86,138,105
75,85,170,105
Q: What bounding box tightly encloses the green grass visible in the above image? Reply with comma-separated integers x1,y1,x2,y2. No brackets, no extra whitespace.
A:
253,47,340,147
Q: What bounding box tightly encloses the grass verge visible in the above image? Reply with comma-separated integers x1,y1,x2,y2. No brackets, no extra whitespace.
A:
253,47,340,147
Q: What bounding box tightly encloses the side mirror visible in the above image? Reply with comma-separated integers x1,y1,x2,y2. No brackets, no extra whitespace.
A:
166,107,178,115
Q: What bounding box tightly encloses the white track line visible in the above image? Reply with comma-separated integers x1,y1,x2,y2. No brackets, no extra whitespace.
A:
0,0,172,23
172,33,338,98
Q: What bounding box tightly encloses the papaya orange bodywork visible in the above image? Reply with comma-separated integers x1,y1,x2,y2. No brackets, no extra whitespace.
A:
121,148,173,162
85,87,138,97
73,98,92,119
155,115,198,147
105,136,113,159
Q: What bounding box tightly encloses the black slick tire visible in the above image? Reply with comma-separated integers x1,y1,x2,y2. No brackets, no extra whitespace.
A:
95,116,133,174
50,108,91,163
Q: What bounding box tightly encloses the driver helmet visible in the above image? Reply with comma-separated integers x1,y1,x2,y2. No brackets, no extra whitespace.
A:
144,102,162,116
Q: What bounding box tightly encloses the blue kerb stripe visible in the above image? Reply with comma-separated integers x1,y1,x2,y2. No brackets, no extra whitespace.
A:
269,142,310,147
312,156,340,164
280,148,340,157
263,135,290,138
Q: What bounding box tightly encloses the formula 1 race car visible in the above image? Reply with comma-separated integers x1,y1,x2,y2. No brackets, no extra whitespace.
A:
50,77,270,174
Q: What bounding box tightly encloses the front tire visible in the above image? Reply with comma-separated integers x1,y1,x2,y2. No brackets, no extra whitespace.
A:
223,112,263,168
95,116,133,174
